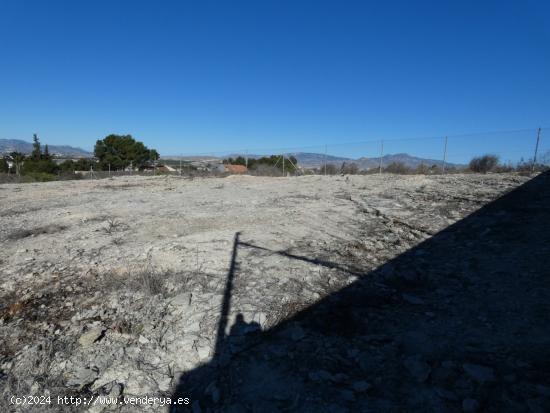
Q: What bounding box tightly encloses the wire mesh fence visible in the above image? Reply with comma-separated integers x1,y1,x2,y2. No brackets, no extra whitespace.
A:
1,127,548,183
165,127,548,176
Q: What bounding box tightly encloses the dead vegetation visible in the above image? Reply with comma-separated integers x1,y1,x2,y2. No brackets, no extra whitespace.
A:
102,217,128,235
7,224,68,240
265,295,314,329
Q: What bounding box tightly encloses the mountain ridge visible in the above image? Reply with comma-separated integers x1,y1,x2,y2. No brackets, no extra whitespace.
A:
0,139,91,157
163,151,462,169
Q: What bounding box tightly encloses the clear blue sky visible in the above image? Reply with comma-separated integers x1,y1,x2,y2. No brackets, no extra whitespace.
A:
1,0,549,161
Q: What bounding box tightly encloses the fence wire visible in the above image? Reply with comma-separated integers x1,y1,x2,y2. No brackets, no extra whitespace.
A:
171,127,548,174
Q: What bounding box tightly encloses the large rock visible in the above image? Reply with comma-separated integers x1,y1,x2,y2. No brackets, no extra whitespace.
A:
78,327,105,347
66,366,99,389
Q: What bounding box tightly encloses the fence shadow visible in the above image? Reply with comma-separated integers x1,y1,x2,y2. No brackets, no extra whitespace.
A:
171,172,550,412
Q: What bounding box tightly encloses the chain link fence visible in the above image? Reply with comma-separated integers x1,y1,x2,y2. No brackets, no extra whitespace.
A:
1,127,548,183
165,127,548,177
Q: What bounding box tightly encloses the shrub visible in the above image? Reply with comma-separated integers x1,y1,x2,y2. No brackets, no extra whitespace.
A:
469,154,499,173
494,163,514,173
322,164,338,175
249,164,282,176
73,158,96,171
226,154,299,174
21,159,59,175
0,157,9,173
0,173,16,184
516,154,550,173
384,162,411,174
341,162,359,174
22,172,57,182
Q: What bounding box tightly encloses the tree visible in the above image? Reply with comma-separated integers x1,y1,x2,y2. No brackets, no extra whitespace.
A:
58,160,76,172
43,144,51,160
10,152,25,176
74,158,95,171
21,135,59,176
32,134,41,160
94,134,159,170
149,149,160,162
224,154,298,174
22,157,59,175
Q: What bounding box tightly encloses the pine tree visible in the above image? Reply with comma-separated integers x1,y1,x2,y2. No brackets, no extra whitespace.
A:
44,144,50,160
32,134,41,160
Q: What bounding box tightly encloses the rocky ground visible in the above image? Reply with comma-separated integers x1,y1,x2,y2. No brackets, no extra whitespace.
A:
0,172,548,412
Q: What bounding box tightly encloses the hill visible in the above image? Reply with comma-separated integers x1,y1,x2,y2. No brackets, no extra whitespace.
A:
0,139,91,157
289,152,460,169
158,151,463,170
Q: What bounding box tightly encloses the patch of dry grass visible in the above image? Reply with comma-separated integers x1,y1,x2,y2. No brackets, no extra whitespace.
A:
7,224,68,240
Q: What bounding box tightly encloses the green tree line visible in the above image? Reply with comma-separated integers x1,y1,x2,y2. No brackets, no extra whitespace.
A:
1,134,160,181
223,155,299,173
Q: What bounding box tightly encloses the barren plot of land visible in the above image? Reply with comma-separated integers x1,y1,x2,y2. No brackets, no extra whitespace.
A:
1,173,549,412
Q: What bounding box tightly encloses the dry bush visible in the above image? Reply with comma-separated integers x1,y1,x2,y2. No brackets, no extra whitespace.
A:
103,217,128,235
494,163,515,173
316,164,339,175
516,158,550,173
0,339,75,412
469,154,499,173
249,164,282,176
265,296,313,329
117,265,167,297
384,162,412,174
99,254,166,297
0,173,19,184
100,252,201,299
415,163,444,174
340,162,360,175
111,315,144,336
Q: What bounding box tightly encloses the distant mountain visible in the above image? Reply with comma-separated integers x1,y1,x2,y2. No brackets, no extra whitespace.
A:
355,153,457,170
0,139,91,157
291,152,461,169
163,151,463,169
288,152,350,167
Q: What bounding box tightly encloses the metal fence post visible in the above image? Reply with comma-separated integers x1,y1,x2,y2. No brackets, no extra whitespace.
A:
378,140,384,174
442,136,448,173
324,145,327,176
532,127,541,172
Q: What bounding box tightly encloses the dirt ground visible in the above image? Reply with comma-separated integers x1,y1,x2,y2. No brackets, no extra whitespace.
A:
1,172,548,412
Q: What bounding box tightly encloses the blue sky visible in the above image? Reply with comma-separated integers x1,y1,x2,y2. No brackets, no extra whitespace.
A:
1,0,549,161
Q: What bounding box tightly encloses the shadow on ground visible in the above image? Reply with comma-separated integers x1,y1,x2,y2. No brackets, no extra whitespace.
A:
172,172,550,412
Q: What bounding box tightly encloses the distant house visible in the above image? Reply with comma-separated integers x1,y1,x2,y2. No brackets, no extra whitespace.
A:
157,164,176,173
224,164,248,174
142,163,176,173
